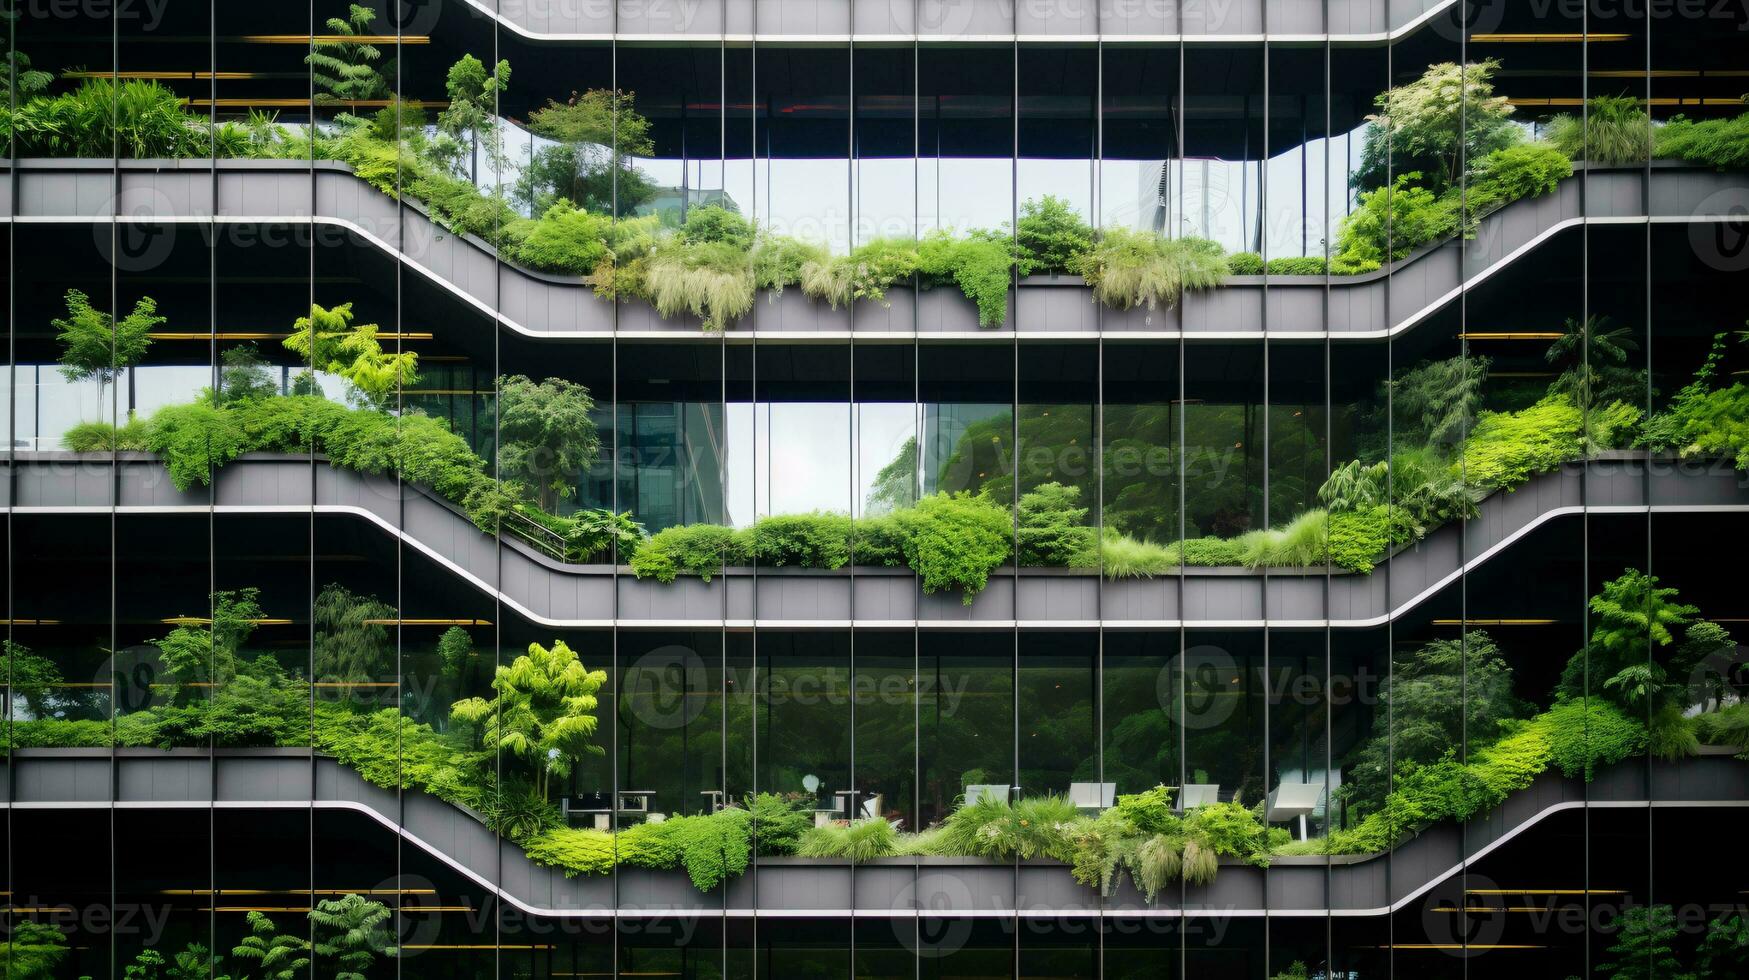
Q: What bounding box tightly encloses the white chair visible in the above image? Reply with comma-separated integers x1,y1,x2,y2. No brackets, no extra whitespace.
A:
963,784,1010,806
860,793,884,820
1068,782,1116,813
1267,782,1325,840
1178,784,1221,809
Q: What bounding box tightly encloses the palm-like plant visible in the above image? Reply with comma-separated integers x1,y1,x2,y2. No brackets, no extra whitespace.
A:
450,639,608,800
231,911,311,980
309,893,395,980
307,4,393,105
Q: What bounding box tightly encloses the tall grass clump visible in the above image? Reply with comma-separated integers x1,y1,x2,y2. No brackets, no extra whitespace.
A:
1070,230,1229,312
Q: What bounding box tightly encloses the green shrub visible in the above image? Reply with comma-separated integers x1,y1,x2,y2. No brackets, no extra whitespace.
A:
1015,195,1093,274
1546,96,1651,165
642,239,756,332
916,232,1014,327
1642,329,1749,471
747,512,854,569
7,78,216,157
800,238,918,309
64,416,151,452
796,818,901,861
748,793,815,856
1225,252,1264,275
1654,111,1749,169
524,827,617,876
885,492,1012,603
1330,175,1458,275
629,523,750,583
1265,256,1327,275
1239,510,1328,568
1326,506,1393,573
753,236,829,295
1466,142,1572,221
507,199,612,274
1069,229,1229,312
515,505,643,563
1459,395,1594,491
1016,482,1097,567
1539,699,1649,778
1098,529,1177,578
145,401,247,490
1170,536,1249,567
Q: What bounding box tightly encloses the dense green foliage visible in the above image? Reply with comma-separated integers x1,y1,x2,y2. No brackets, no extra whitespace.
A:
1546,95,1653,164
54,289,161,387
451,640,608,800
1642,328,1749,471
1069,230,1230,311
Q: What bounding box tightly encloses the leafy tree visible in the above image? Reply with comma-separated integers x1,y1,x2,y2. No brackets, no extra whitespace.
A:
283,302,419,409
0,921,69,980
1,35,52,99
1391,354,1489,449
1558,569,1698,709
1353,60,1519,194
124,943,229,980
864,436,918,515
4,640,63,720
519,88,656,214
1546,315,1647,412
437,625,475,684
451,639,608,800
54,289,162,402
1597,904,1695,980
152,588,267,702
1698,912,1749,975
497,375,600,512
309,893,395,980
231,911,310,980
218,344,279,405
307,4,392,105
312,583,396,684
437,53,511,183
1339,632,1524,815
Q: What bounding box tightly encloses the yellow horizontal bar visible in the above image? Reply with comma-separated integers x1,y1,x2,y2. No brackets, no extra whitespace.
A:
242,35,429,44
1473,32,1628,41
66,71,264,81
360,618,493,626
186,98,448,109
161,617,293,626
1431,619,1558,626
151,332,432,341
1460,332,1564,340
0,619,60,625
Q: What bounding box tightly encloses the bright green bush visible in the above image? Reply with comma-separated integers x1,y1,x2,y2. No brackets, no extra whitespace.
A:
746,512,855,569
1266,256,1328,275
1326,506,1394,573
799,237,918,309
796,818,902,861
1169,536,1249,567
63,417,151,452
642,239,756,332
515,505,643,563
5,78,221,157
1016,482,1097,567
629,523,750,583
916,232,1014,327
1642,329,1749,471
507,199,612,273
1225,252,1264,275
1330,175,1458,275
884,491,1012,602
1097,529,1177,578
1466,142,1573,220
753,236,829,295
1654,112,1749,169
1539,698,1649,779
1546,96,1651,165
1069,229,1229,312
1015,195,1093,274
748,793,815,856
523,827,617,876
145,401,248,491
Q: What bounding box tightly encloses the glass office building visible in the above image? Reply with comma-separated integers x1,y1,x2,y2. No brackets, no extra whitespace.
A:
5,0,1749,976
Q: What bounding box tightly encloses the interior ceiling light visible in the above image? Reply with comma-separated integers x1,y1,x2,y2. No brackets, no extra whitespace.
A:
162,616,292,626
361,618,494,626
185,98,448,109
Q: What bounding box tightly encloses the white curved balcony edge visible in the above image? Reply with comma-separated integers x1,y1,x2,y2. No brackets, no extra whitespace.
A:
454,0,1459,43
8,159,1742,342
6,748,1742,917
9,451,1747,629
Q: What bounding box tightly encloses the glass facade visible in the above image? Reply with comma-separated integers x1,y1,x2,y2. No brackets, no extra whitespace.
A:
6,1,1749,977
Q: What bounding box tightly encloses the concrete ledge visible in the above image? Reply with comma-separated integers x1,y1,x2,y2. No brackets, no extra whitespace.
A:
8,451,1747,628
4,749,1741,916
